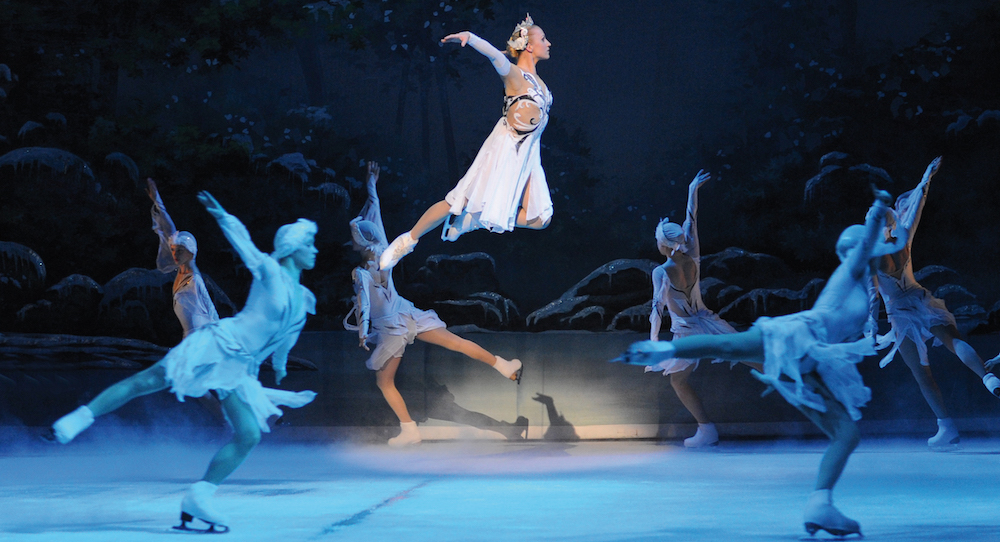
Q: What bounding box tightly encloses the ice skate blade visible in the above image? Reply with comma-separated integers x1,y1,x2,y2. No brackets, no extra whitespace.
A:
803,521,862,538
174,512,230,534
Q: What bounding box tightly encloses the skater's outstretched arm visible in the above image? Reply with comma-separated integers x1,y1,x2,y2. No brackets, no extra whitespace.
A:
350,268,374,351
357,162,388,247
682,170,710,259
865,274,881,338
198,191,268,279
148,178,180,273
442,31,512,76
894,156,941,246
649,266,668,341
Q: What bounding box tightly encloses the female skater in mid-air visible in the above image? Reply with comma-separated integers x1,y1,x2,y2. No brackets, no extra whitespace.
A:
51,193,319,533
617,188,904,537
379,14,553,270
870,157,1000,449
147,178,219,336
647,170,757,448
348,162,523,446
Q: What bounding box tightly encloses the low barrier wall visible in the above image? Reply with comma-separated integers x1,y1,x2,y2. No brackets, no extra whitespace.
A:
4,330,1000,442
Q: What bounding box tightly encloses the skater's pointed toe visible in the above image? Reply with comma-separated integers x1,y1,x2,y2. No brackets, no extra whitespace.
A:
51,406,94,444
983,373,1000,398
379,232,417,270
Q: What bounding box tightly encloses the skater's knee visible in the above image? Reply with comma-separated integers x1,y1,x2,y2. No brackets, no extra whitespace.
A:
232,427,261,452
833,422,860,450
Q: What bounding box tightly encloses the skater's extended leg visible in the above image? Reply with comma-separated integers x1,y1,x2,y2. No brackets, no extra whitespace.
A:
670,365,710,424
932,325,987,378
417,328,494,364
202,393,261,485
411,200,454,239
376,357,412,423
418,328,521,381
619,328,765,366
87,363,170,416
515,177,551,230
381,201,452,269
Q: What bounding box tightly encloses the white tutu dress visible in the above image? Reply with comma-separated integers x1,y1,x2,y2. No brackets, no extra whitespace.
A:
444,70,554,235
752,311,874,421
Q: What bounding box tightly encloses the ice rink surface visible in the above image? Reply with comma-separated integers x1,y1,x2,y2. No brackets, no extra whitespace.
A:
2,432,998,541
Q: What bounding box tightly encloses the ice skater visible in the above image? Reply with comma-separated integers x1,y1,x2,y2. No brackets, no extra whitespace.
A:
49,192,320,533
379,14,553,270
646,170,760,448
616,188,904,537
347,161,523,446
870,157,1000,449
147,178,220,336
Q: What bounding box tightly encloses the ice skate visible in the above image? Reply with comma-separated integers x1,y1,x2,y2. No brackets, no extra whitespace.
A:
983,373,1000,398
49,406,94,444
683,423,719,448
176,481,230,534
802,489,861,537
379,232,417,270
388,421,421,447
442,212,483,242
928,418,960,450
493,355,523,383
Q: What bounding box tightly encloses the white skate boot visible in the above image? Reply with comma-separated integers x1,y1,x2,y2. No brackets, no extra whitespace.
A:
983,374,1000,398
684,423,719,448
493,356,523,383
388,421,421,447
50,406,94,444
928,418,960,450
802,489,861,537
442,212,483,242
379,232,417,270
176,481,230,533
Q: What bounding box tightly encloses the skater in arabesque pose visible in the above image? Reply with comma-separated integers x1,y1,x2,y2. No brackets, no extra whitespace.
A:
347,161,523,447
380,14,554,271
646,170,761,448
50,192,319,533
869,157,1000,449
616,187,905,538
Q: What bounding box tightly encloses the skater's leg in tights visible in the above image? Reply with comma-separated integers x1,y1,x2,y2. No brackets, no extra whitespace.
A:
376,357,412,423
515,177,551,230
796,374,860,490
670,364,711,424
931,324,987,378
86,362,170,417
409,201,454,240
202,394,262,485
671,328,767,366
898,338,949,418
417,328,519,381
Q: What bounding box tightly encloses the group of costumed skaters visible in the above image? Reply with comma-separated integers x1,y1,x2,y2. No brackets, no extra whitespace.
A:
620,157,1000,537
40,13,1000,538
